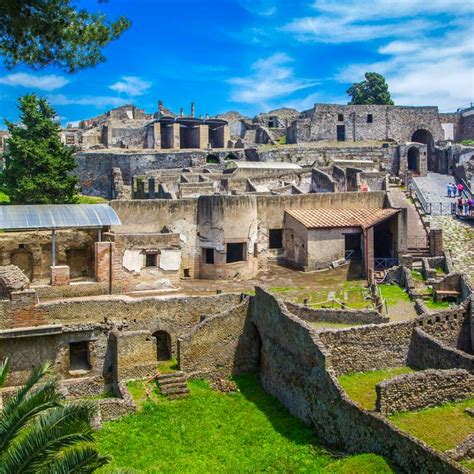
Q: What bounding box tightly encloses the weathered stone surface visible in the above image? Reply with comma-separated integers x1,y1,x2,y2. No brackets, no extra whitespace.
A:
376,369,474,416
0,265,29,298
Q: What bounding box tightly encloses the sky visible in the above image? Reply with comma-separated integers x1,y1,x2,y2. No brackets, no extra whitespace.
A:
0,0,473,128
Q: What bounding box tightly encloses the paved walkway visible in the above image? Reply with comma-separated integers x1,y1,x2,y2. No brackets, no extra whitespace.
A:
429,215,474,280
388,187,428,250
412,173,457,216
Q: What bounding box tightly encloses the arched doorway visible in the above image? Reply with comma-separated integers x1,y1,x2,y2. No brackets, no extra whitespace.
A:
407,147,419,172
10,249,34,281
411,129,434,171
153,330,171,361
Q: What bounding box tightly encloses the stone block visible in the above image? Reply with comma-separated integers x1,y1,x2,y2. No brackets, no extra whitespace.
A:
50,265,70,286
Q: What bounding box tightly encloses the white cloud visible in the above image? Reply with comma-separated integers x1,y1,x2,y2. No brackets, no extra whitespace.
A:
336,27,474,110
238,0,277,16
0,73,68,91
48,94,129,108
109,76,151,96
228,53,318,105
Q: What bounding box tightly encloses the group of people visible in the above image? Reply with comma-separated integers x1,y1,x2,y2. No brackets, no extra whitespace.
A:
447,182,463,198
447,182,473,216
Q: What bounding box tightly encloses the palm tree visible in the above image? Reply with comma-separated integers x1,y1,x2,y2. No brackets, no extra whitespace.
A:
0,358,109,473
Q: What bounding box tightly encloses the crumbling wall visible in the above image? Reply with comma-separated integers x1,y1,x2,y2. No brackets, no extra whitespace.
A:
375,369,474,416
178,297,259,380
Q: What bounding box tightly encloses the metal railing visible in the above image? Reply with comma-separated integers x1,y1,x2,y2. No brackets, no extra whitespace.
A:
374,258,398,270
408,177,431,214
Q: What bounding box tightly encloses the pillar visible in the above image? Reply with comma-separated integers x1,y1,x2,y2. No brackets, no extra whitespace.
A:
199,124,209,149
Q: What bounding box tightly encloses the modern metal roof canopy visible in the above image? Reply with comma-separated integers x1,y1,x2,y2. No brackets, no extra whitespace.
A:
0,204,121,231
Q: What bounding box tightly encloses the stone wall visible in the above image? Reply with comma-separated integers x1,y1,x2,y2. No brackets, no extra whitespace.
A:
251,287,462,473
311,168,335,193
408,327,474,373
375,369,474,416
247,144,394,171
284,301,389,325
318,303,471,376
289,104,444,145
178,297,259,380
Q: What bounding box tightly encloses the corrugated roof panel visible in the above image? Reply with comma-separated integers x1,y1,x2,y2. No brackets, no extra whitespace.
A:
0,204,121,231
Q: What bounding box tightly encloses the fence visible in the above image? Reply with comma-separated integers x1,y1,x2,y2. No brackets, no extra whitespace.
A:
408,177,431,214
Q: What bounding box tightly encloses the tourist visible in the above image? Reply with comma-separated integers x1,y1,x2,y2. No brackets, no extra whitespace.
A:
451,183,457,197
463,199,470,215
447,183,452,197
457,196,463,214
469,199,474,216
457,183,464,196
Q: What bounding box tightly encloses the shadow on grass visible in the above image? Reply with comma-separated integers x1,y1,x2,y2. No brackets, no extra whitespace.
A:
233,372,399,472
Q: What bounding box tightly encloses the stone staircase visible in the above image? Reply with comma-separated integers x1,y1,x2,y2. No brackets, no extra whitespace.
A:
156,371,189,399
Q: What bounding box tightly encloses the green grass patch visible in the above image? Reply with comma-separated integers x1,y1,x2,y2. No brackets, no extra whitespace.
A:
338,367,414,411
390,398,474,452
269,286,294,292
97,375,393,473
379,284,411,306
76,194,108,204
424,299,451,310
157,357,179,374
411,270,424,281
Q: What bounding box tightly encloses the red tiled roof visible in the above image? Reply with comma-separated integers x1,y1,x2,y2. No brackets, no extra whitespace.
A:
285,208,399,229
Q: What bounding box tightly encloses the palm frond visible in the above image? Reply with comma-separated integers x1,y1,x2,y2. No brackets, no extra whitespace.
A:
0,357,9,388
0,401,98,473
38,445,110,474
0,377,61,453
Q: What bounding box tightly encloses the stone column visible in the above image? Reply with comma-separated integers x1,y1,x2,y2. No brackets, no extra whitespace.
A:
95,241,114,283
199,124,209,149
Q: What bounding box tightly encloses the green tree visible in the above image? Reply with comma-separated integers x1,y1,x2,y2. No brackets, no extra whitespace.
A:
0,0,130,72
0,358,109,472
347,72,394,105
0,94,79,204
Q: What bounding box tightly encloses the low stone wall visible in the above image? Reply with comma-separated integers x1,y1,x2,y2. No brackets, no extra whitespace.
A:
178,297,259,380
408,327,474,373
284,301,389,325
251,287,463,473
96,381,136,426
376,369,474,416
61,376,106,399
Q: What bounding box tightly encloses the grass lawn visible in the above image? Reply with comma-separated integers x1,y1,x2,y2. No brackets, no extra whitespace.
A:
270,280,373,311
378,285,411,306
96,375,394,473
389,398,474,452
76,194,109,204
424,299,452,310
338,367,414,411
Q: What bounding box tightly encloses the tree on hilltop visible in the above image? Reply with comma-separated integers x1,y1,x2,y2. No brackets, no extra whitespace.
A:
0,0,131,72
0,94,79,204
347,72,394,105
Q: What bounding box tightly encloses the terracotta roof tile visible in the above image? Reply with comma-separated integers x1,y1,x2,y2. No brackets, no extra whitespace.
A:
285,208,399,229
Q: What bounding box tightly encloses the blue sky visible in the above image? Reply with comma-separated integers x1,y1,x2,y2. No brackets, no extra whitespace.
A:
0,0,473,128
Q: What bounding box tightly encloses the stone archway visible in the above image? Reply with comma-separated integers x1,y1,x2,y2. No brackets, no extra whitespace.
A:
411,129,435,171
153,330,171,361
407,147,419,172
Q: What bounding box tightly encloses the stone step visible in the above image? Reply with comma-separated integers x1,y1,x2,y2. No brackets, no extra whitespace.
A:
160,385,189,396
158,380,187,389
156,371,185,381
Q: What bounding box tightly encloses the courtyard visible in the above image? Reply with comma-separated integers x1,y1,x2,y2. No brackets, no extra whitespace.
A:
96,375,393,473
